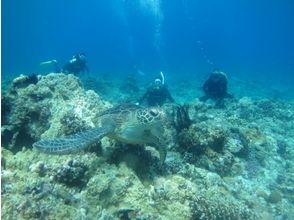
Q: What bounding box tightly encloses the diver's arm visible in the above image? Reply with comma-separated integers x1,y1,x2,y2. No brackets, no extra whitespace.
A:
138,88,152,105
138,92,148,103
84,65,89,74
165,88,175,102
199,95,209,102
53,61,61,73
225,93,234,99
203,80,210,93
167,93,175,102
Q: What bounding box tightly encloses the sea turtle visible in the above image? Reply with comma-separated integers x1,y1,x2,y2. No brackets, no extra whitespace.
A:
33,104,167,163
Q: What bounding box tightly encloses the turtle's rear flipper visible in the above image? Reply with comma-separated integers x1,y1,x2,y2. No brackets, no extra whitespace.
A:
33,125,114,154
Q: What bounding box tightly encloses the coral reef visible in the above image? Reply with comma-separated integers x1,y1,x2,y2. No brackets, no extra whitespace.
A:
164,103,192,132
176,123,234,176
1,73,111,152
1,147,259,219
52,159,89,187
177,124,227,154
1,73,294,219
190,194,258,220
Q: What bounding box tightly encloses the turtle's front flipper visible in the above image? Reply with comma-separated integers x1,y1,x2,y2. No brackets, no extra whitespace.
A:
33,125,114,154
157,144,167,165
152,137,166,165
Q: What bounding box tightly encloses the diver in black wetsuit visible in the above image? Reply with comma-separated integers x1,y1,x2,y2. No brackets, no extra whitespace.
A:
199,70,233,107
40,53,89,75
137,76,175,107
62,53,89,75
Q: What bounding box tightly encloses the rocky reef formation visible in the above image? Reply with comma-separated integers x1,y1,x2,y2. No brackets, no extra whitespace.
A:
1,73,111,152
1,73,294,219
2,148,260,219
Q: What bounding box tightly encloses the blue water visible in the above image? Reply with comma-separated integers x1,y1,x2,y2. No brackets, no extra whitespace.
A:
2,0,294,87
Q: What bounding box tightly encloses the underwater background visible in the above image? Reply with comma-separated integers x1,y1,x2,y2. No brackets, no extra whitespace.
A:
2,0,294,220
2,0,294,89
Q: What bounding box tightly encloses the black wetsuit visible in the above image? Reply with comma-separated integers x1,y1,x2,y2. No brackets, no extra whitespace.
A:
63,54,89,75
139,84,174,106
200,72,233,105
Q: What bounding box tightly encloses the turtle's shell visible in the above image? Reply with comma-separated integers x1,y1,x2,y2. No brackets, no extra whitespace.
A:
100,104,165,145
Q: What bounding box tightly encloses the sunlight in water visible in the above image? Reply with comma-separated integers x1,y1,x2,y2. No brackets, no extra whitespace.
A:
138,0,161,16
138,0,163,50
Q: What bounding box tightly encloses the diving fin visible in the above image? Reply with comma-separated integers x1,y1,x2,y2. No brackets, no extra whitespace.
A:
40,60,58,66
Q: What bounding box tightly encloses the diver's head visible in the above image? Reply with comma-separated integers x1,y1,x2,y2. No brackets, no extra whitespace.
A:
212,69,226,76
78,53,87,60
79,52,86,57
153,77,163,89
154,77,162,85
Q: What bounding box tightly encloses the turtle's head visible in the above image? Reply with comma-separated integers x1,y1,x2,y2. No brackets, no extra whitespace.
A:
137,107,165,124
148,107,165,119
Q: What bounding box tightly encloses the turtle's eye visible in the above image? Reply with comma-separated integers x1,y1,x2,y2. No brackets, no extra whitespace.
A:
149,109,159,117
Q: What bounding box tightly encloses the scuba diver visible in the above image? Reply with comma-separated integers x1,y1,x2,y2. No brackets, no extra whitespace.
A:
62,53,89,75
137,72,175,106
199,70,233,107
40,53,89,75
